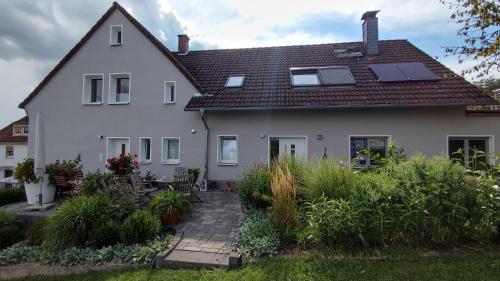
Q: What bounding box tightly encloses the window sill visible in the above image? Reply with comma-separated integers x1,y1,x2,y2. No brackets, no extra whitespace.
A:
163,101,176,105
162,161,180,165
109,43,122,46
109,101,130,105
218,162,237,166
82,102,103,106
140,161,152,165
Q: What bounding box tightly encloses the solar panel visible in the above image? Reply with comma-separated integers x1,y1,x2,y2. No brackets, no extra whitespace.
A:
396,63,440,81
319,67,356,85
369,63,440,82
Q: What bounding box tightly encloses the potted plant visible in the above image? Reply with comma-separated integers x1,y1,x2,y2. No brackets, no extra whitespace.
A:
188,168,201,183
106,153,139,177
45,155,83,186
14,158,55,204
148,191,190,225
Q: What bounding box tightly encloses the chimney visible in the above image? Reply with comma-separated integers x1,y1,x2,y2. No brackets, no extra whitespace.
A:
178,34,190,55
361,10,380,55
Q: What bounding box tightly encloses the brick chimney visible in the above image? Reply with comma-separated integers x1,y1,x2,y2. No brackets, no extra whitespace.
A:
178,34,190,55
361,10,380,55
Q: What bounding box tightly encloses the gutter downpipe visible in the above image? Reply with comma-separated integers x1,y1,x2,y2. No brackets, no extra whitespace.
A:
200,109,209,182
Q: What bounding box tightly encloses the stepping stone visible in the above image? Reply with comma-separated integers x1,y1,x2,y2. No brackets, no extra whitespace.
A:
164,250,229,268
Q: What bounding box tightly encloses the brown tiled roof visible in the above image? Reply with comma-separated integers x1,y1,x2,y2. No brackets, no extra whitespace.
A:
177,40,495,110
0,116,29,143
18,2,203,108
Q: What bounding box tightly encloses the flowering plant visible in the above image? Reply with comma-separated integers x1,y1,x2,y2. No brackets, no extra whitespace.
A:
106,153,139,177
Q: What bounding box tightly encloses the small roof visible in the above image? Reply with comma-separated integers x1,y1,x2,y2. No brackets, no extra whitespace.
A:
0,116,29,143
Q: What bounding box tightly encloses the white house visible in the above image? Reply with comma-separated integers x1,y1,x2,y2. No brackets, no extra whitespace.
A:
0,116,28,188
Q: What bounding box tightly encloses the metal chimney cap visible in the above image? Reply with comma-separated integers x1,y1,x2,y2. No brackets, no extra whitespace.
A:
361,10,380,20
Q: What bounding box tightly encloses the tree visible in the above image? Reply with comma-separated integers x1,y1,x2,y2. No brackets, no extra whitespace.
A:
441,0,499,78
476,77,500,94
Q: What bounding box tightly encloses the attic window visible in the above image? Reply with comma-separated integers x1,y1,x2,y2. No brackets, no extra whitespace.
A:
225,75,245,87
110,25,122,45
291,69,320,86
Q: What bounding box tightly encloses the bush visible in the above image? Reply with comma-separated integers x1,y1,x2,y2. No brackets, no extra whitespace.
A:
45,155,83,186
80,170,112,195
14,158,38,184
148,191,190,220
26,219,46,246
119,210,161,244
238,164,273,210
97,177,140,221
236,210,280,259
0,211,23,249
271,165,298,234
272,156,305,187
0,188,26,206
302,158,359,202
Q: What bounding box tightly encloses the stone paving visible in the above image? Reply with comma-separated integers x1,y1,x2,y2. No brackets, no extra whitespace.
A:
173,190,242,254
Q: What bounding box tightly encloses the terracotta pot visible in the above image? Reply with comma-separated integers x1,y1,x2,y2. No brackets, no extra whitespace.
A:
161,208,182,225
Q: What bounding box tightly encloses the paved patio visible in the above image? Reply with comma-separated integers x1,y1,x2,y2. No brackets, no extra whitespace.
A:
160,190,243,267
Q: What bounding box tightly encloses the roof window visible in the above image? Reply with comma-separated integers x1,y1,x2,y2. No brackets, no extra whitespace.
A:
225,75,245,88
290,67,356,87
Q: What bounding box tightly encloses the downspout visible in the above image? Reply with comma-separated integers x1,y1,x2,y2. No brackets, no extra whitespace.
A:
200,109,209,181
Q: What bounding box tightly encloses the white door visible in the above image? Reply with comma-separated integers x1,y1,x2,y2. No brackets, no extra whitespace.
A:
270,137,307,161
108,138,130,158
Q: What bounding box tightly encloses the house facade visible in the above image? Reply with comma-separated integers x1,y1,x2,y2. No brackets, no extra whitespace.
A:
19,3,499,185
0,116,28,186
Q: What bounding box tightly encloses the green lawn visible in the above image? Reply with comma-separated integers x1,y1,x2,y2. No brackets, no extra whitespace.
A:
17,248,500,281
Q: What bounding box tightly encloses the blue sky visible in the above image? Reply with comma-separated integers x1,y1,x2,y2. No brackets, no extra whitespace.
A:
0,0,498,128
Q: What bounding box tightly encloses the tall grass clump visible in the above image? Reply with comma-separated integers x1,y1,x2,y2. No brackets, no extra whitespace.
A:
271,165,298,234
302,158,359,201
272,155,305,187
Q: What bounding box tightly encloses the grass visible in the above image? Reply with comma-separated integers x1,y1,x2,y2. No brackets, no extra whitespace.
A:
15,247,500,281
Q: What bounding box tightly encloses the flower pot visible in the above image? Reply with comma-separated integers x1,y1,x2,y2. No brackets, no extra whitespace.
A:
161,208,182,225
25,174,56,204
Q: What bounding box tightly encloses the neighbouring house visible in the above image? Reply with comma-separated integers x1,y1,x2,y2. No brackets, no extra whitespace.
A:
0,116,28,188
18,2,500,186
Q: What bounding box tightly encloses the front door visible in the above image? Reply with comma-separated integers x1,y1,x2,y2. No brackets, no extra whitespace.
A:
270,137,307,162
108,138,130,158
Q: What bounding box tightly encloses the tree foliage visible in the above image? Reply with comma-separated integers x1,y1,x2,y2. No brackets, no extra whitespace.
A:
441,0,499,78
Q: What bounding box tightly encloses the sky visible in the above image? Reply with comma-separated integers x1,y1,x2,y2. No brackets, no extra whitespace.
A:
0,0,498,128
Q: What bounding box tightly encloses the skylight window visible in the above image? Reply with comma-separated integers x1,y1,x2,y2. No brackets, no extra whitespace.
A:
291,69,320,86
225,75,245,87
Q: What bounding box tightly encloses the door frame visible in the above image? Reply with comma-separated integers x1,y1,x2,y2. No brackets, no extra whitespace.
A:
106,137,131,160
267,135,308,164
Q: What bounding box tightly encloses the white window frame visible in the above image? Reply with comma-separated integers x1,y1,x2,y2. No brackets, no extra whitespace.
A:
108,73,131,104
163,81,176,104
139,137,152,164
5,145,14,159
12,125,28,136
161,137,181,164
446,135,494,165
217,135,238,165
82,73,104,105
348,135,392,167
109,25,123,46
106,137,131,160
225,75,245,88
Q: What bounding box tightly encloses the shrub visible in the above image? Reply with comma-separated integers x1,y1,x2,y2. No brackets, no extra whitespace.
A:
119,210,161,244
272,156,305,187
14,158,38,184
106,153,139,176
80,170,112,195
271,165,298,234
45,155,83,186
148,191,190,220
0,188,26,206
302,158,359,202
236,210,280,259
97,178,140,221
238,164,273,210
26,219,46,246
44,195,110,250
0,211,23,249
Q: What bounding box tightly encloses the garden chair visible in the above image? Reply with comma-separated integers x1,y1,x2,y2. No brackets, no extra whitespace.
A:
130,172,157,199
54,176,78,198
171,174,202,203
175,167,189,175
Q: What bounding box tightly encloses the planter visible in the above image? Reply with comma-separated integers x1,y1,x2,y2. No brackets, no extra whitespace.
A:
161,209,182,225
25,175,55,204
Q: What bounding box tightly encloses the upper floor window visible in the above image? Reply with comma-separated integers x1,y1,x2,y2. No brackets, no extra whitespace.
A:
5,145,14,159
13,125,28,136
109,73,130,104
82,74,103,104
350,136,389,167
164,81,176,104
225,75,245,88
110,25,122,45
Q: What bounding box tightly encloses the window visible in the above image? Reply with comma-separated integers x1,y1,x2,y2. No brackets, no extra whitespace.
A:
350,136,389,166
164,81,176,103
110,25,122,45
82,74,103,104
225,75,245,88
5,145,13,159
109,73,130,104
106,137,130,159
162,138,180,164
13,126,28,136
4,169,13,178
218,135,238,164
139,138,152,163
448,136,491,168
291,69,320,86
